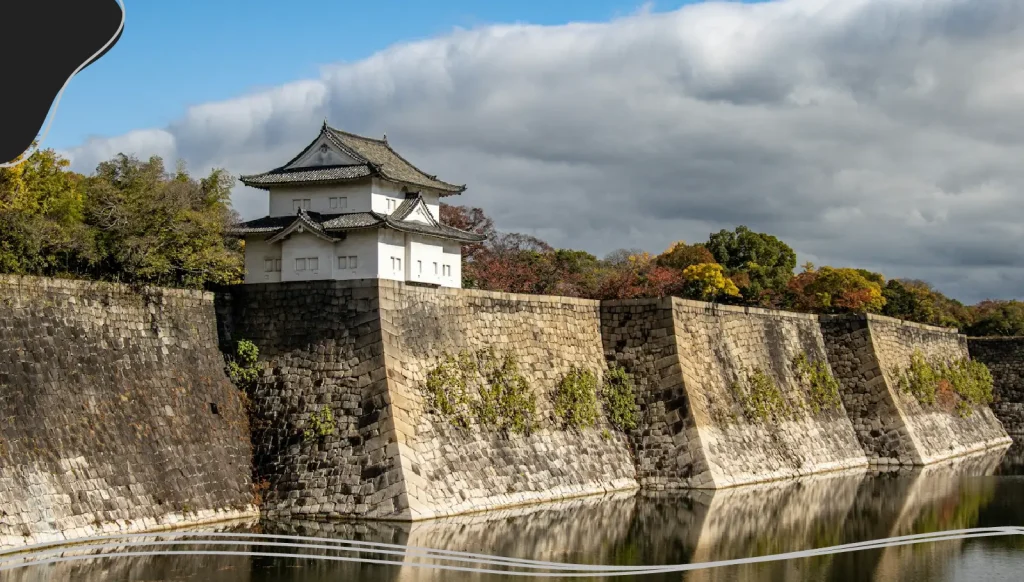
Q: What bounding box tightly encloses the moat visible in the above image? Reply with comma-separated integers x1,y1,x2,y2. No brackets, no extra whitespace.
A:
4,443,1024,582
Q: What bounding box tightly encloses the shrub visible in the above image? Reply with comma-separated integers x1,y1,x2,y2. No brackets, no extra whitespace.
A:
892,350,995,417
554,367,599,430
602,365,638,432
303,406,336,442
425,351,474,428
732,367,791,422
226,339,260,390
792,352,842,414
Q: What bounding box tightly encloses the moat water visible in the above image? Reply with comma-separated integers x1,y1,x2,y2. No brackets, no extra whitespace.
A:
4,442,1024,582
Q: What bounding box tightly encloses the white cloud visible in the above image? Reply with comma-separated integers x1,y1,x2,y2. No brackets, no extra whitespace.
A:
61,0,1024,303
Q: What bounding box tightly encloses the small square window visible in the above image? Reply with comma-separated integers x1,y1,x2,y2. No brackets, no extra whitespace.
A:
295,258,307,271
339,197,348,209
348,256,357,269
329,197,338,209
338,256,348,269
397,258,402,271
264,259,274,272
417,260,422,274
302,199,311,210
292,199,302,212
274,259,281,271
433,262,438,275
309,257,319,271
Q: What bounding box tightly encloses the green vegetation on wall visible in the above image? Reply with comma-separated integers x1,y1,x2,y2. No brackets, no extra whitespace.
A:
792,352,842,414
602,365,639,432
303,406,336,442
891,350,995,417
425,348,538,435
554,367,599,430
226,339,260,391
731,367,793,422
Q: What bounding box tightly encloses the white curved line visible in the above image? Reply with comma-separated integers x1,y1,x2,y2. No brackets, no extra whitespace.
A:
1,527,1021,577
0,0,126,167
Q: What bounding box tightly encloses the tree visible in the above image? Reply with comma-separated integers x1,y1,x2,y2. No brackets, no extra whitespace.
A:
83,154,243,288
0,146,96,276
679,263,741,301
786,265,886,314
882,279,969,329
963,300,1024,337
704,226,797,304
440,203,495,263
655,241,716,271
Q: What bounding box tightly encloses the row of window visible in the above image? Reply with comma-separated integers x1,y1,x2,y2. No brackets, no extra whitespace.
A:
264,255,452,277
291,197,408,213
264,256,359,272
292,197,349,212
391,257,452,277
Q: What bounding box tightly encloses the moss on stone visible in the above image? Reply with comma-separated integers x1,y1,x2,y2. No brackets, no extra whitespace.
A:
792,352,842,414
732,367,792,422
602,365,638,432
554,367,599,430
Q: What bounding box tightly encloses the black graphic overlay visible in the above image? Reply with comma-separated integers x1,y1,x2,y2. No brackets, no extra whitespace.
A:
0,1,124,165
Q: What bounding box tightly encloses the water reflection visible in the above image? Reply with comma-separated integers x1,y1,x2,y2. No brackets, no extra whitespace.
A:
3,444,1023,582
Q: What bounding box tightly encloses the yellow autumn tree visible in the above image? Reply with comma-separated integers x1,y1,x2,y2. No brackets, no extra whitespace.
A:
680,263,741,301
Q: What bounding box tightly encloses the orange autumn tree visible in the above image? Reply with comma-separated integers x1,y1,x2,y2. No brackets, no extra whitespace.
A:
786,264,886,314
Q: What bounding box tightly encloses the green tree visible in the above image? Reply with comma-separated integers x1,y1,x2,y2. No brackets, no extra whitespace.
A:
83,154,244,288
704,226,797,304
655,240,716,271
786,265,886,314
0,146,96,276
882,279,969,329
964,300,1024,337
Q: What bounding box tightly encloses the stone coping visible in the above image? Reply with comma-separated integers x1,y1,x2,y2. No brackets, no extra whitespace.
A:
0,274,212,302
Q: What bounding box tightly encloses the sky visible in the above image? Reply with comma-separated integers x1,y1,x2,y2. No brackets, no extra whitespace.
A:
57,0,1024,305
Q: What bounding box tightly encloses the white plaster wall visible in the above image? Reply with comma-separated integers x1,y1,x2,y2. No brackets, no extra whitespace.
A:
280,233,336,282
243,237,282,284
421,191,441,222
268,182,372,216
378,229,407,282
443,244,462,289
332,230,379,280
371,179,443,222
407,235,445,286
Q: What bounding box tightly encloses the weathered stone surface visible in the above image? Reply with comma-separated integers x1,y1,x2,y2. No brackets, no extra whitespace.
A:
967,337,1024,435
822,314,1011,464
0,275,256,551
220,280,639,521
602,298,869,489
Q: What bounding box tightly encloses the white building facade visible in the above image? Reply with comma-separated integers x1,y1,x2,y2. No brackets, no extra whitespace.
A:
232,123,485,287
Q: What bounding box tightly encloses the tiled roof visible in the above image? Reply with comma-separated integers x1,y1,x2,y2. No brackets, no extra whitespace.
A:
238,123,466,195
229,208,486,244
239,164,372,186
325,128,466,194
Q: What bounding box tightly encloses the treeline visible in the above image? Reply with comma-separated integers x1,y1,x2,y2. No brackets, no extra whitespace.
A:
441,205,1024,337
2,147,1022,336
0,147,243,289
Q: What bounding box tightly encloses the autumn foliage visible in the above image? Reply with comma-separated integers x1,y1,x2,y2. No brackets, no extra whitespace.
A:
441,204,1010,334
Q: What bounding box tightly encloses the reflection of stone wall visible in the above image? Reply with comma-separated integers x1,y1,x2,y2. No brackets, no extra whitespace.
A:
601,298,867,489
0,519,258,582
967,337,1024,435
822,314,1011,465
0,276,256,551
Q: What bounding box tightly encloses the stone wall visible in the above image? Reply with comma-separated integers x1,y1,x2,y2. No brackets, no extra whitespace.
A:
601,298,868,489
219,280,638,522
967,337,1024,435
0,276,256,551
846,315,1009,464
819,315,921,464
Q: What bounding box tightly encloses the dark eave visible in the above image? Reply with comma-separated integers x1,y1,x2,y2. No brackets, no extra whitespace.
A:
228,208,485,244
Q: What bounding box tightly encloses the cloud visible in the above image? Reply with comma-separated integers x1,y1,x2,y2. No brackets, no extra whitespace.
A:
61,0,1024,303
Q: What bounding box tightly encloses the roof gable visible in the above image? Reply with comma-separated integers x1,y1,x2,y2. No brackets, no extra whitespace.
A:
391,193,438,225
284,133,362,169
